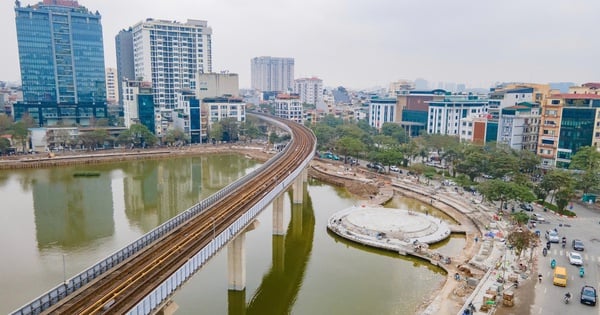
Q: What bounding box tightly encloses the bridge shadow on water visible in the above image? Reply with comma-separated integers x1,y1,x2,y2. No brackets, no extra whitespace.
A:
228,187,315,315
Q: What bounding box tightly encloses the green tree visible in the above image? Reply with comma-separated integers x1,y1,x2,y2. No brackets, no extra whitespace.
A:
0,137,10,154
336,136,366,162
570,146,600,171
0,114,12,133
478,180,535,210
539,169,573,204
117,124,157,148
570,146,600,194
11,122,29,153
209,123,224,143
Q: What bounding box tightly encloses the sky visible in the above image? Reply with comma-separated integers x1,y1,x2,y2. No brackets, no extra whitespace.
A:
1,0,599,90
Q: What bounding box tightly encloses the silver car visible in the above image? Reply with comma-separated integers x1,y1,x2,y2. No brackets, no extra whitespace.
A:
545,230,559,243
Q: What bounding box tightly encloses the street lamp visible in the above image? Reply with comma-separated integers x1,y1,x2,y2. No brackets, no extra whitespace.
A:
62,254,67,285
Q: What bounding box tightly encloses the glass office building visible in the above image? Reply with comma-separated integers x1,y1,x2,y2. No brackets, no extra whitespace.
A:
14,0,107,126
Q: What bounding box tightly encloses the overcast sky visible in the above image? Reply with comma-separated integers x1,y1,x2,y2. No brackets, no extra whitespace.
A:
1,0,599,89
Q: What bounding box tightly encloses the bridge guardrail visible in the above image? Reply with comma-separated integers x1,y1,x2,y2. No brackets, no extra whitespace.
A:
10,115,292,315
128,121,316,315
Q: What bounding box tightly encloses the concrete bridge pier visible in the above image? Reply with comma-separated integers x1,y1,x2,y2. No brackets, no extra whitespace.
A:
292,173,304,204
272,194,285,236
228,220,259,291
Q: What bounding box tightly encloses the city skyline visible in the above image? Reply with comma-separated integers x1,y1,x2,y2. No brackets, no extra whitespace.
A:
1,0,599,90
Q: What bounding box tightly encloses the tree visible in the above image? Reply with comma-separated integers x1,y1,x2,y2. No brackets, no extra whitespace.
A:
335,136,366,162
570,146,600,171
570,146,600,194
117,124,157,148
0,137,10,154
220,118,240,142
11,122,29,153
209,123,224,143
164,128,189,146
0,114,12,133
507,229,536,258
539,169,573,204
455,146,487,181
478,180,535,211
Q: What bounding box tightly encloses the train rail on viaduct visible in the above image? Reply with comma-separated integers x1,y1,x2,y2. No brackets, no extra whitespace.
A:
12,113,316,315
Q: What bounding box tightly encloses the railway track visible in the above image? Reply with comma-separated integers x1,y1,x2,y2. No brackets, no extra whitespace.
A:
43,115,316,314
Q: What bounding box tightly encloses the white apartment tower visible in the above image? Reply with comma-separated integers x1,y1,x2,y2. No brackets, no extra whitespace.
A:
427,96,488,136
105,67,118,105
251,56,294,92
294,77,323,105
132,19,212,110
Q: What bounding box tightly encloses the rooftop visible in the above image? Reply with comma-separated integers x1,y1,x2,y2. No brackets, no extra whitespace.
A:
550,93,600,100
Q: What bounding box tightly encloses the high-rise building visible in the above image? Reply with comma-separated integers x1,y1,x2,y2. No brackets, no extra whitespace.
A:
251,56,294,92
131,19,212,110
122,79,155,133
115,28,135,106
294,77,323,105
105,67,118,105
14,0,107,126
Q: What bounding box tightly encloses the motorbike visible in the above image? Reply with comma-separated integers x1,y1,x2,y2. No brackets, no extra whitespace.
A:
546,242,551,250
542,248,547,256
551,259,556,269
580,267,585,278
564,293,571,304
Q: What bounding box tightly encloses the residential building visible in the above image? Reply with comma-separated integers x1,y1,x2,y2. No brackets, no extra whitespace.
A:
294,77,323,105
105,67,118,105
173,89,201,143
274,94,302,124
14,0,107,126
459,115,489,145
195,72,239,142
427,95,488,136
368,98,396,130
115,28,135,106
497,102,540,152
537,87,600,168
204,96,246,127
131,19,212,111
122,80,156,133
251,56,294,92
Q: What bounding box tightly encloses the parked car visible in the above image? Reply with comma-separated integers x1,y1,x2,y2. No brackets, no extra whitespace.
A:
581,285,597,306
569,251,583,266
520,203,534,211
545,230,560,243
390,165,400,172
572,239,585,251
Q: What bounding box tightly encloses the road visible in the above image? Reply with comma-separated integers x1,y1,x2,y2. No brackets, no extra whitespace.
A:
531,202,600,315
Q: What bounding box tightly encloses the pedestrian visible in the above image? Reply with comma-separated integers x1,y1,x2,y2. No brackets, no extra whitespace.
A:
538,274,542,283
474,236,479,243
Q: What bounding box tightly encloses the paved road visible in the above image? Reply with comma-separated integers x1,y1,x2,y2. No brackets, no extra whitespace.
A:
532,203,600,315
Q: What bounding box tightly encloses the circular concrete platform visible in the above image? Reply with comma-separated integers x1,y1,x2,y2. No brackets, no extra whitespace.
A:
328,206,451,252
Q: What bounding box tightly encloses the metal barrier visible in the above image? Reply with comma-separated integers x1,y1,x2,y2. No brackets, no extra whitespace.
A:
128,127,315,315
10,115,295,315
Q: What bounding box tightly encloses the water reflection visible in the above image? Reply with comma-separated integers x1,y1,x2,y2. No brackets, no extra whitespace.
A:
241,188,315,315
121,154,259,233
33,169,114,250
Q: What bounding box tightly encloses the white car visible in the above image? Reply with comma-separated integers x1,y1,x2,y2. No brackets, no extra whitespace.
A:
532,213,545,222
390,165,400,172
569,251,583,266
